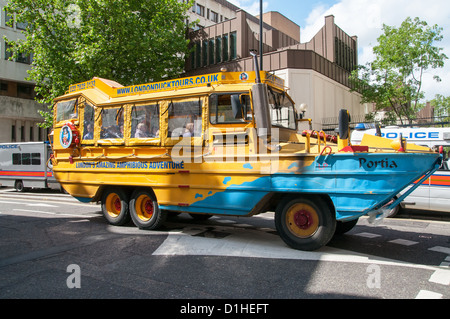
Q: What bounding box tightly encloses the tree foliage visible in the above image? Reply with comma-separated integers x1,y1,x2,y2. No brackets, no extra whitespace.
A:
5,0,194,127
350,17,448,125
430,94,450,122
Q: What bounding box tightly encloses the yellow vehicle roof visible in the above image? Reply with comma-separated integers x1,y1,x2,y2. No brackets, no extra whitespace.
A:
55,71,286,106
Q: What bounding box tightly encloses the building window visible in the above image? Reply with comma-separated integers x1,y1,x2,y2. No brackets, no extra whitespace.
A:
195,4,205,17
11,125,16,142
215,37,222,63
335,37,356,73
16,21,27,30
210,11,218,23
17,84,33,98
230,32,237,60
5,42,13,60
195,42,201,68
222,34,229,61
202,40,208,67
16,51,32,64
209,38,215,64
5,10,13,28
190,44,195,69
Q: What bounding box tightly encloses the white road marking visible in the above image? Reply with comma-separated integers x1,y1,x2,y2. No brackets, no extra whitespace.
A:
152,227,448,274
31,203,58,207
388,239,418,246
429,269,450,285
11,209,95,219
0,200,20,204
429,246,450,255
354,232,381,238
415,290,443,299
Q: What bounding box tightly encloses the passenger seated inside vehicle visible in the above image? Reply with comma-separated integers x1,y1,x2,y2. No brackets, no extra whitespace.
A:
134,123,150,138
183,123,194,137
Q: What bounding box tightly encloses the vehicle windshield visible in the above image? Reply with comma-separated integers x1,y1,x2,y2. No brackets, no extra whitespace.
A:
267,88,296,130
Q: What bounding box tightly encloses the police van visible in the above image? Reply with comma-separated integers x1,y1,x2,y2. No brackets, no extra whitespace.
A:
0,142,60,191
352,125,450,214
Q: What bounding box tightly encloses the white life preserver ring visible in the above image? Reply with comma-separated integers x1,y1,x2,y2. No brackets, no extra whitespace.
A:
59,122,80,149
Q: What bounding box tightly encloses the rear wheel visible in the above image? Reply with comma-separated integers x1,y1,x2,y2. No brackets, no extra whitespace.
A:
101,188,131,226
14,180,26,192
129,188,166,229
275,196,336,251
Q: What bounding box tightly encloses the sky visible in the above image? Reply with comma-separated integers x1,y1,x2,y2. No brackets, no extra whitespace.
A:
228,0,450,102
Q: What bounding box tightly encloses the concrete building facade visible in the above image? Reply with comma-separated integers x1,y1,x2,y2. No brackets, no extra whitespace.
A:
185,11,365,130
0,0,48,143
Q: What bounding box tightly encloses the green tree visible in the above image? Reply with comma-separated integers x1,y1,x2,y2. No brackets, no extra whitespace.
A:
430,94,450,123
5,0,194,127
350,17,447,125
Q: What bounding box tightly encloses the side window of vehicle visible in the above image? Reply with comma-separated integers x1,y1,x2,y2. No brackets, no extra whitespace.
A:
131,103,160,139
12,153,41,165
55,99,78,122
209,93,251,124
167,99,202,139
82,102,95,142
31,153,41,165
100,107,124,140
12,153,21,165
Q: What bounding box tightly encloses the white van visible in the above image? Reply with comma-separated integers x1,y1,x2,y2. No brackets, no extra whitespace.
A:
0,142,60,191
351,125,450,214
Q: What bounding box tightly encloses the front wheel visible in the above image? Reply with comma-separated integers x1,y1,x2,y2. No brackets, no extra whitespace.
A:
129,188,166,230
275,196,336,251
334,218,358,235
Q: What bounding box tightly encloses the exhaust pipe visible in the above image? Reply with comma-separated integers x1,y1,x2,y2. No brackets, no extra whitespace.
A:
250,50,271,139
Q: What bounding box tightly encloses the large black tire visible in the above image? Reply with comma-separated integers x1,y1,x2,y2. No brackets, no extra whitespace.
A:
334,218,359,236
14,180,25,192
129,188,166,230
275,196,336,251
101,188,131,226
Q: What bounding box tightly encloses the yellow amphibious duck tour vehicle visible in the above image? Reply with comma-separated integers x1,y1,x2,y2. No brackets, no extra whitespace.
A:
50,59,441,251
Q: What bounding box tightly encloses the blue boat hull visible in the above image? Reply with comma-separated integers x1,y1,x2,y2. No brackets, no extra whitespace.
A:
161,152,441,221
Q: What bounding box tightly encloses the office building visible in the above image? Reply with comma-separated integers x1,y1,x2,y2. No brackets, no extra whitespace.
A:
0,0,48,142
185,11,366,130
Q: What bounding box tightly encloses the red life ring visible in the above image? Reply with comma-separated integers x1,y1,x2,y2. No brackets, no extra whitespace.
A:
59,122,80,148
